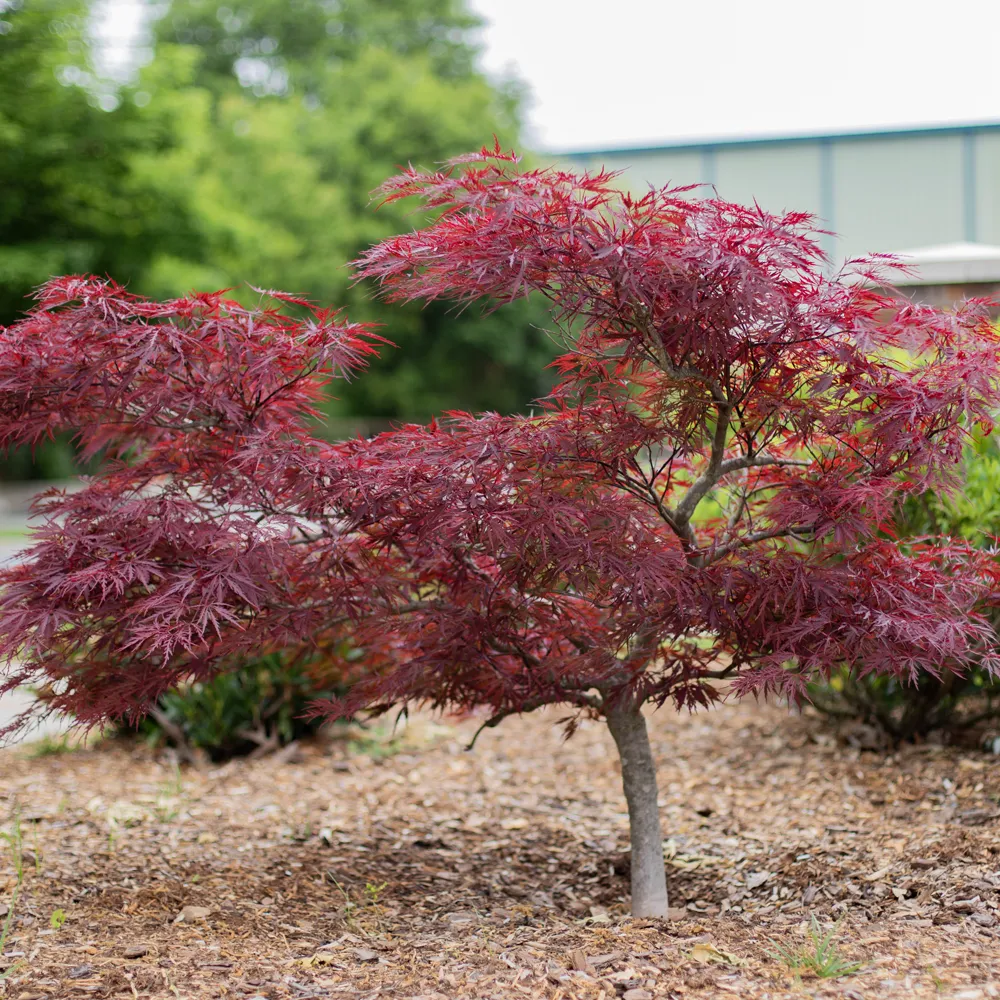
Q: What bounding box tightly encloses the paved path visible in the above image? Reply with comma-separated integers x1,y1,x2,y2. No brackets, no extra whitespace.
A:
0,502,72,745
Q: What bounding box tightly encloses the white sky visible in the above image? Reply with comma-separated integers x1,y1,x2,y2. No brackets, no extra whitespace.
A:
99,0,1000,152
468,0,1000,150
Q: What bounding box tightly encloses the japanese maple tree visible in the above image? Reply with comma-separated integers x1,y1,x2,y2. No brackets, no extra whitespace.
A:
2,148,1000,917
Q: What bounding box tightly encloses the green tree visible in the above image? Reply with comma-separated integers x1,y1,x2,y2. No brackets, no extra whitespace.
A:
0,0,196,325
0,0,555,466
141,0,555,420
157,0,484,92
0,0,203,478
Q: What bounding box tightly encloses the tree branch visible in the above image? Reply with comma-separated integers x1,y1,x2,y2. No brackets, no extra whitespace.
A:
464,689,603,750
718,454,813,476
703,523,818,563
675,401,733,525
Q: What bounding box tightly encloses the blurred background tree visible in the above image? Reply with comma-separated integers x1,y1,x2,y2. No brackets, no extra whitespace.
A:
0,0,205,476
0,0,197,324
0,0,555,479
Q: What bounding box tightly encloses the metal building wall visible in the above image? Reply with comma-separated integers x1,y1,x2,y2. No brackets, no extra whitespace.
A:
980,131,1000,246
560,123,1000,262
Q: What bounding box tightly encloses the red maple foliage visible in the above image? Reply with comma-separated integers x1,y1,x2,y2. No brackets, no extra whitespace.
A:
2,148,1000,915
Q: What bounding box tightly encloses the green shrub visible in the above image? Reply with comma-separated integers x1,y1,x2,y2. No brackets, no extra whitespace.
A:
0,437,79,482
130,652,346,761
809,433,1000,743
899,432,1000,542
809,665,1000,743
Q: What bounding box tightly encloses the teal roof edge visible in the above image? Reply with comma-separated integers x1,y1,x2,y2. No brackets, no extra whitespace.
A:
555,121,1000,160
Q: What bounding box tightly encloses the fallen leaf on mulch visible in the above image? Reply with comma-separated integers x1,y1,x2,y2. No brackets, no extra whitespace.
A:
689,943,745,966
863,865,895,882
300,952,340,968
174,905,211,923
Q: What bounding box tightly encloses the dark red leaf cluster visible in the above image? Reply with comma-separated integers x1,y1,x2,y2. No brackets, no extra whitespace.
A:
2,149,1000,736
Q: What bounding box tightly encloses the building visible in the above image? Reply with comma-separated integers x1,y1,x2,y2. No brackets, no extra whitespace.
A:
558,121,1000,306
888,241,1000,310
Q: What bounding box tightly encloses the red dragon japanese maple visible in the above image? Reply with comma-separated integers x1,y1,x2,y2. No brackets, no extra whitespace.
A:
2,147,999,917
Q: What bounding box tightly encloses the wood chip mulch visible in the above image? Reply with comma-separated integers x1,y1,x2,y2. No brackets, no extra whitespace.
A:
1,700,999,999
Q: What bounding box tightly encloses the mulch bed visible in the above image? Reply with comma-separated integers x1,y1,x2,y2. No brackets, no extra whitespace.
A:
1,700,999,999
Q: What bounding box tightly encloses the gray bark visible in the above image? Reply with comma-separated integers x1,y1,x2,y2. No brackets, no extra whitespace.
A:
605,704,669,917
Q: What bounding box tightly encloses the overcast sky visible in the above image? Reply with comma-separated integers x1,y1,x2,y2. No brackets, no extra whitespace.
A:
99,0,1000,152
468,0,1000,150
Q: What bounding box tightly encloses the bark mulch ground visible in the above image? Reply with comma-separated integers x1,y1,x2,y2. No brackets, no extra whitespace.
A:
1,700,999,1000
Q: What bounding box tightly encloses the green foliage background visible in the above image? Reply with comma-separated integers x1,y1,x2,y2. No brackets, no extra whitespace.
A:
810,433,1000,742
0,0,557,479
897,432,1000,544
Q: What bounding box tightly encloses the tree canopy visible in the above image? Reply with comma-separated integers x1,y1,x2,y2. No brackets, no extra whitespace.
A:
2,150,999,915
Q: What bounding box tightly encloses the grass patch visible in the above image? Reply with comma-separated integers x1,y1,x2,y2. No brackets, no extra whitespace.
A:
769,916,862,979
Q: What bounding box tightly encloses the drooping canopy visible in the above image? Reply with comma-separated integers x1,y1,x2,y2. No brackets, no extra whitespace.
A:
1,149,999,735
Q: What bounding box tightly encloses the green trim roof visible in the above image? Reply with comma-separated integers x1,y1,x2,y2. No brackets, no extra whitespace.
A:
557,121,1000,159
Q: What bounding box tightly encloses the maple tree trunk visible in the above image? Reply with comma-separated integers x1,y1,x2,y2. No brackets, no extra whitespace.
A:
605,705,669,918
